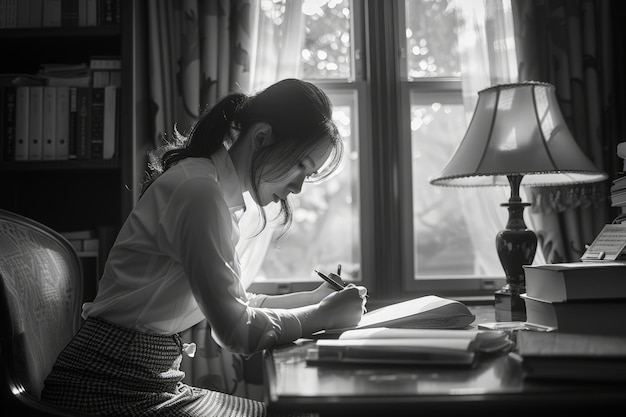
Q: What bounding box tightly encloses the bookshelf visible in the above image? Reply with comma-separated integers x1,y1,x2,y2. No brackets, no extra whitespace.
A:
0,0,150,299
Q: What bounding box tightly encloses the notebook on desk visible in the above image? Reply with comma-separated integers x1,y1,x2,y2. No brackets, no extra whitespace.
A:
307,328,512,366
322,295,476,336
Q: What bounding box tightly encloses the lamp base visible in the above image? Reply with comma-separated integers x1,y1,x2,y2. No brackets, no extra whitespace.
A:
494,175,536,323
494,285,526,322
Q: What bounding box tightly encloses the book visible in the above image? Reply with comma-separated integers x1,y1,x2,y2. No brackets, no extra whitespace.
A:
28,85,44,160
68,87,78,158
610,175,626,194
74,87,91,159
38,62,91,87
309,328,511,366
522,294,626,336
618,141,626,161
513,331,626,382
324,295,476,335
61,0,79,27
89,56,122,70
337,327,513,353
102,85,117,159
90,56,122,88
1,86,17,161
85,0,97,26
16,0,28,28
522,261,626,302
55,86,70,160
42,0,62,27
42,85,57,160
99,0,120,25
14,85,29,160
611,190,626,207
1,0,17,29
90,87,105,159
29,0,43,27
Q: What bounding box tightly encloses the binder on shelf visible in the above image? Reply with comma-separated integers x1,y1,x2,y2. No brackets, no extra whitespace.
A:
14,86,29,161
1,86,17,162
42,86,57,160
28,85,44,161
55,86,70,160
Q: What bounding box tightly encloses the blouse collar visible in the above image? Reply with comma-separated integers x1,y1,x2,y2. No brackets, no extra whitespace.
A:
211,146,246,215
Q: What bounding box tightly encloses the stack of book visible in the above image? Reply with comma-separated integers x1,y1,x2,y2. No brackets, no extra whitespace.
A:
610,142,626,212
521,261,626,336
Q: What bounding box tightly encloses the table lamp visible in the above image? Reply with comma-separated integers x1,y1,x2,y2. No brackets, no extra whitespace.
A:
429,81,608,322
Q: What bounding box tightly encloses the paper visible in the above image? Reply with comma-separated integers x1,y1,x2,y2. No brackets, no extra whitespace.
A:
581,224,626,261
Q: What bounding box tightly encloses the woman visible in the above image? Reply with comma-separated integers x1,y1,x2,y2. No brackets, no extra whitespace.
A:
42,79,367,416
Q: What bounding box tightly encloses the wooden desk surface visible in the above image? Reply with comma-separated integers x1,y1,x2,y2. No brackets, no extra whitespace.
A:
264,305,626,416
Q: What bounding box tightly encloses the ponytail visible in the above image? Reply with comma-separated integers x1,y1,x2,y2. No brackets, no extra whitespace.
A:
140,93,248,197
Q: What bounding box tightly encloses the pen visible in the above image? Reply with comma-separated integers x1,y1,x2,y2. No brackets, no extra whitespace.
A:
314,270,345,291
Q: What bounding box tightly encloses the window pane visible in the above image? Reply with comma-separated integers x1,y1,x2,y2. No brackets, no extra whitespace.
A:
301,0,353,80
256,100,360,280
404,0,461,78
410,91,476,276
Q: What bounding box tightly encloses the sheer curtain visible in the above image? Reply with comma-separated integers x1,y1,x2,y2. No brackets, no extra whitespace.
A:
146,0,267,400
454,0,546,273
237,0,305,287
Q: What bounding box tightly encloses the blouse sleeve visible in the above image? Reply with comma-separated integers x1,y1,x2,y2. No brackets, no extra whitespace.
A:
157,177,302,355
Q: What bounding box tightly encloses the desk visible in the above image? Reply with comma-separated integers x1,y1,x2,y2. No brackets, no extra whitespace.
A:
264,305,626,416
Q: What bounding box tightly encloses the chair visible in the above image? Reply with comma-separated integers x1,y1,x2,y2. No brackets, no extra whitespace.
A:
0,209,91,416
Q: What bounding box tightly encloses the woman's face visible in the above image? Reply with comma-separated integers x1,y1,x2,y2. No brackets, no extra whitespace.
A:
255,136,333,207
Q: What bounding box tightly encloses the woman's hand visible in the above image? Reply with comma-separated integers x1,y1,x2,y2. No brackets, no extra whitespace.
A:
317,284,368,331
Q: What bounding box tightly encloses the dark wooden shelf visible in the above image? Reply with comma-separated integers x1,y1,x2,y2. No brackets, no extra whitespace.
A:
0,158,120,171
0,25,121,39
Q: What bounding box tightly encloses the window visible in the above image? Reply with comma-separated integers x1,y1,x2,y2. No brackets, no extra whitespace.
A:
248,0,508,300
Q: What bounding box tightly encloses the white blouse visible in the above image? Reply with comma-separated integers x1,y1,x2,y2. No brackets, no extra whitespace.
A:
82,147,302,354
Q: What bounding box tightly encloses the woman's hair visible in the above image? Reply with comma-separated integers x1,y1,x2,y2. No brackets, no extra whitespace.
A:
141,78,343,233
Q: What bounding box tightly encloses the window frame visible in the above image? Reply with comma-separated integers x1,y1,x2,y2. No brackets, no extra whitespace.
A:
249,0,505,304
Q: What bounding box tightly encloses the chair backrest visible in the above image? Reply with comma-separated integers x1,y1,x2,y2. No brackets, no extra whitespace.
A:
0,209,83,400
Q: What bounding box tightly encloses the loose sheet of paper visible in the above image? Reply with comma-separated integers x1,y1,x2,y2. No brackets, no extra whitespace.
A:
581,224,626,261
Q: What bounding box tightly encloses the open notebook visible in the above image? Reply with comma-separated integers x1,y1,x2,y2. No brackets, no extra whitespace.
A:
322,295,476,335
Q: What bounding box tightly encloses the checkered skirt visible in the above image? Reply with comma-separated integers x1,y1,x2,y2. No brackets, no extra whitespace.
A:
41,316,266,417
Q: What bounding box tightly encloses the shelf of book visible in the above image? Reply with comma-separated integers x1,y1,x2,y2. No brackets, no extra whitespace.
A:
0,0,143,258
